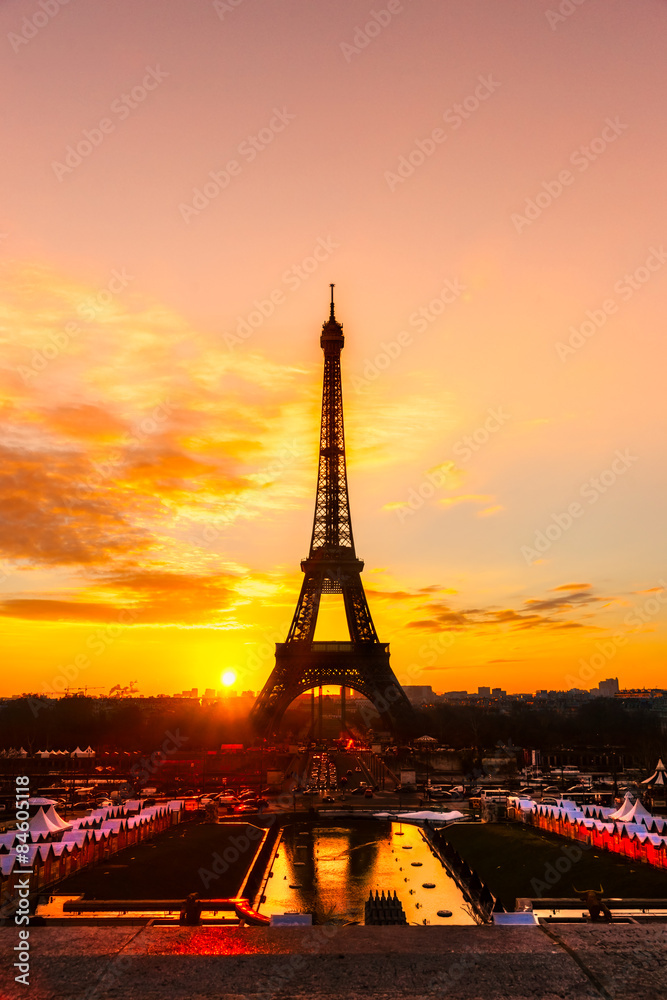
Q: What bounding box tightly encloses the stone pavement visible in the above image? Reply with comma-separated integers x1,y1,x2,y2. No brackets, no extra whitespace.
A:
0,923,665,999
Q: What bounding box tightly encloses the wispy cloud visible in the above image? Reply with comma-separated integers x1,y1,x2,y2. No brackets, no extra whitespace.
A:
405,585,612,634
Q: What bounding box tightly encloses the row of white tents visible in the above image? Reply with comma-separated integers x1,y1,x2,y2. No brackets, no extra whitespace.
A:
0,746,96,758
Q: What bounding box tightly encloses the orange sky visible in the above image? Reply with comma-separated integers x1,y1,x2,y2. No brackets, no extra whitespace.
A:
1,0,666,699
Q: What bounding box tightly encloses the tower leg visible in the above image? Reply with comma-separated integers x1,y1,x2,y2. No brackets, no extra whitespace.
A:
311,689,315,737
341,685,346,735
318,686,323,741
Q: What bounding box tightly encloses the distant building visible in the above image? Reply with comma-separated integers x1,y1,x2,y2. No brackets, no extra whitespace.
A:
478,686,491,698
598,678,619,697
403,685,435,703
492,687,506,698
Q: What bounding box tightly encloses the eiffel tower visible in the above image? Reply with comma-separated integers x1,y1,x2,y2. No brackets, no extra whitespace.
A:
251,286,416,737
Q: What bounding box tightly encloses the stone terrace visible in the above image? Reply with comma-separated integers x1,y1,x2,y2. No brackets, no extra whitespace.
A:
0,924,665,999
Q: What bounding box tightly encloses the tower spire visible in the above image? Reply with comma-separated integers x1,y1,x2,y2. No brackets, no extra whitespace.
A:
329,282,335,320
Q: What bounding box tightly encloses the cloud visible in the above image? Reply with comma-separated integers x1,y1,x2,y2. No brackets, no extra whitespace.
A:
477,504,504,517
405,585,613,635
438,494,494,510
0,567,243,626
0,263,326,624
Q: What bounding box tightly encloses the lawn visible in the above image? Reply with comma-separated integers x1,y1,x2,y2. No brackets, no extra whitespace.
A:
54,822,265,900
442,822,667,910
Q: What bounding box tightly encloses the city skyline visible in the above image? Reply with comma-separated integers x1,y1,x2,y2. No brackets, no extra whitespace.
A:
1,0,666,701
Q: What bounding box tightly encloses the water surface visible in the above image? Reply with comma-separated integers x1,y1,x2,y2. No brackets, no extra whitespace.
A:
261,818,475,925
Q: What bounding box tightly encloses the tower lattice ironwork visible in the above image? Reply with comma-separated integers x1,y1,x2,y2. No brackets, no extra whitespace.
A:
250,287,416,736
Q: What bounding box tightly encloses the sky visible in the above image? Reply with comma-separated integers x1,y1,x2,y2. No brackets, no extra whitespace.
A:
1,0,666,701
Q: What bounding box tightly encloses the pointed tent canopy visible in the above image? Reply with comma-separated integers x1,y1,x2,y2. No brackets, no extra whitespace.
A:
623,799,653,823
642,758,667,786
44,805,71,831
609,792,637,820
611,797,652,824
28,807,64,839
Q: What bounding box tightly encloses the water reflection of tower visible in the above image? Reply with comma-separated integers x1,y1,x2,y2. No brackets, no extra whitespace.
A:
281,821,392,918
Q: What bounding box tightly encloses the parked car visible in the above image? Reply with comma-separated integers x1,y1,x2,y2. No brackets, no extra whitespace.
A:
364,789,373,798
322,795,335,803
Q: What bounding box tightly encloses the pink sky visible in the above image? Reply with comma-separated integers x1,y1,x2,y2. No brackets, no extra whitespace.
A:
0,0,665,698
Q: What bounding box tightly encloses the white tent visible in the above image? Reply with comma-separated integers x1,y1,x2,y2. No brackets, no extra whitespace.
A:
642,758,667,786
44,805,71,831
374,809,464,824
28,807,64,839
609,792,654,825
609,792,636,821
620,798,653,824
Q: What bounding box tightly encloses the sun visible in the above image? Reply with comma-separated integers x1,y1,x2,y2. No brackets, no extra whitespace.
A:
220,670,237,687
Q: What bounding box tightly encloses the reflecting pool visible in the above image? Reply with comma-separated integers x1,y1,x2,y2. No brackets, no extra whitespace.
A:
261,818,475,925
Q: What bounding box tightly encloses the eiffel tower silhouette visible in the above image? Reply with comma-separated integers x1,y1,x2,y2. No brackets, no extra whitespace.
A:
251,287,416,737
